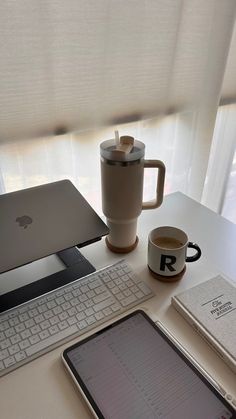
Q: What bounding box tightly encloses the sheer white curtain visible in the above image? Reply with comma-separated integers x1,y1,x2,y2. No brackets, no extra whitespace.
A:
202,104,236,214
0,1,236,205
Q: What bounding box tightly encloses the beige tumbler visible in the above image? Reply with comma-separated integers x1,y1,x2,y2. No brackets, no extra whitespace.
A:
100,135,165,253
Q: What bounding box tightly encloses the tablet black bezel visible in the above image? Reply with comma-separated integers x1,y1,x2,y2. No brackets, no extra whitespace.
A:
62,309,235,419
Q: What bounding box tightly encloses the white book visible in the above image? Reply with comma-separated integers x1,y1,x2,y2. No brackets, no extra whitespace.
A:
172,275,236,373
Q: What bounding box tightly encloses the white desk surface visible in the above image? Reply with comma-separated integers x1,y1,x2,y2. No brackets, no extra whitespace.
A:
1,192,236,418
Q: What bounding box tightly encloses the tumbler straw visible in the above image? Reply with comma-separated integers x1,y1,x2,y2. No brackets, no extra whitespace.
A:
114,131,134,154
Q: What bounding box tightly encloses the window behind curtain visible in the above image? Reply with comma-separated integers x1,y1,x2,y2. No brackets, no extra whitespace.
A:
0,1,236,219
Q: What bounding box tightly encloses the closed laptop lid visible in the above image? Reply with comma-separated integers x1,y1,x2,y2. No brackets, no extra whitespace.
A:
0,179,109,273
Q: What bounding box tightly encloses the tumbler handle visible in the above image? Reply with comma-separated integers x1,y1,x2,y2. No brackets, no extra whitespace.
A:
142,160,166,210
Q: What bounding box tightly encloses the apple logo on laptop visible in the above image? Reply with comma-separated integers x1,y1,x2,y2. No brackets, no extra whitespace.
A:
16,215,33,229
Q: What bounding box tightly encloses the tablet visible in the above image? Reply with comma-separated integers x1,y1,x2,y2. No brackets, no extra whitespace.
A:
62,310,235,419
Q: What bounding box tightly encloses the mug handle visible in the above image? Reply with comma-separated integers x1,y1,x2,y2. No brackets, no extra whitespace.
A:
186,242,202,262
142,160,166,210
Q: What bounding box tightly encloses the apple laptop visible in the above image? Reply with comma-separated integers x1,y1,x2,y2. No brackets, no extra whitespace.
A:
0,179,109,274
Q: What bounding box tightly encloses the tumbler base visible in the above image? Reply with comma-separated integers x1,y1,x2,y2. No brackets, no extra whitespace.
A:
105,236,139,253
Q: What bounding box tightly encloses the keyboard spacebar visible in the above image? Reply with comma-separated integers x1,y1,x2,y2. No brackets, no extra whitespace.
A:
26,325,78,357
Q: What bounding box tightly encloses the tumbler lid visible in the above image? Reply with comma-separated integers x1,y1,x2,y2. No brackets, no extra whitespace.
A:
100,133,145,162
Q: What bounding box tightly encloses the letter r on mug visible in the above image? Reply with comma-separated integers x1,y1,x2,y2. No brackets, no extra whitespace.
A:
160,255,176,272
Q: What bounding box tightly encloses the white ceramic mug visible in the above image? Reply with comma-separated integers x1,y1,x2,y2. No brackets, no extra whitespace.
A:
148,226,201,280
100,136,165,253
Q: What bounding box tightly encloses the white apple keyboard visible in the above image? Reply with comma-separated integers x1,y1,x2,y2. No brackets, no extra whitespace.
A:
0,260,154,376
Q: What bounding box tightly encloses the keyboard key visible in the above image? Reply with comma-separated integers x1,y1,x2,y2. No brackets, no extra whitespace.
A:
126,279,134,287
25,319,35,328
19,312,29,322
49,316,60,326
15,351,26,362
5,328,15,338
38,304,48,314
0,339,11,350
47,301,57,309
111,303,122,312
103,307,113,316
85,308,94,317
78,320,87,330
111,286,119,295
76,312,86,321
87,290,96,298
54,289,64,298
0,349,9,360
49,326,59,335
123,289,132,297
121,274,129,282
29,335,40,345
135,291,144,299
0,314,9,322
138,282,153,295
79,294,88,303
68,316,77,326
62,302,71,311
131,285,139,293
41,320,51,330
58,321,69,331
10,334,21,345
0,321,9,332
39,330,50,340
34,315,44,324
15,323,25,333
70,298,79,307
93,291,111,304
95,285,106,295
93,297,116,312
53,306,62,315
9,344,20,356
86,316,96,325
19,339,30,350
64,292,73,301
101,275,110,283
67,307,77,317
55,296,65,305
4,356,16,368
95,312,104,321
116,292,125,301
31,325,41,335
59,312,68,321
76,303,85,312
114,278,122,286
89,279,102,289
85,299,94,308
80,285,89,293
118,283,127,291
29,302,38,310
121,295,137,306
28,309,38,319
107,281,115,289
21,329,31,339
44,310,54,319
9,317,19,327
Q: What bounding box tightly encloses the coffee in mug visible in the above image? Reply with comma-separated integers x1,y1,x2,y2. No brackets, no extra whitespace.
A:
152,236,184,249
148,226,201,281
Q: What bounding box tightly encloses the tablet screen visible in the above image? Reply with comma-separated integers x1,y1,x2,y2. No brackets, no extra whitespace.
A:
63,310,235,419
